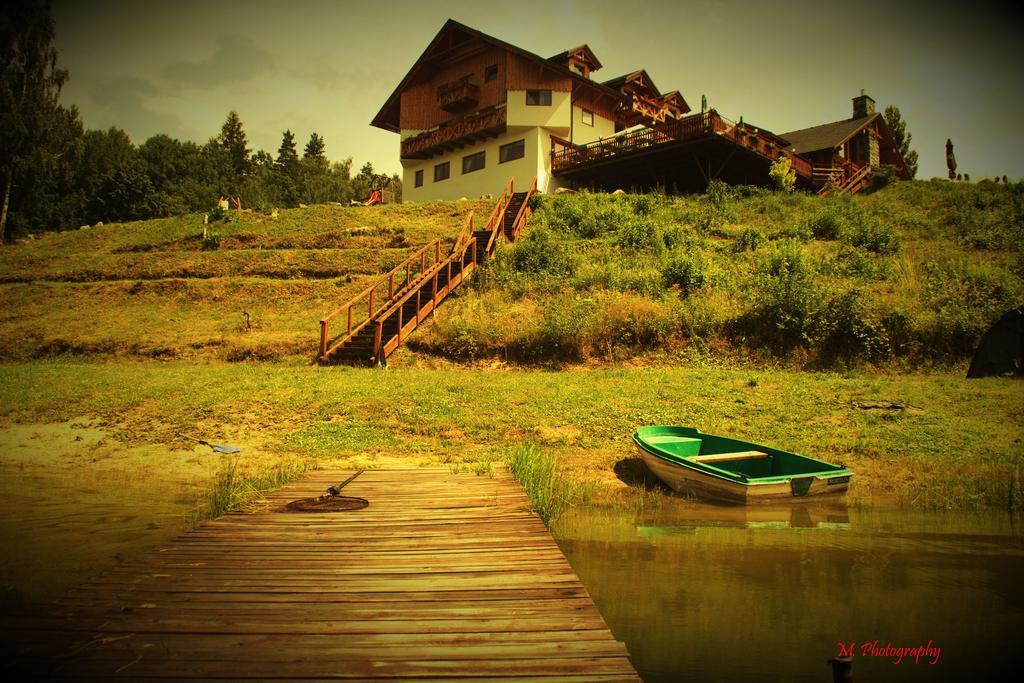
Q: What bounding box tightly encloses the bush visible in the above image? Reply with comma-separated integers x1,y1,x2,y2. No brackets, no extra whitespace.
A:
748,240,824,348
868,164,902,192
734,227,765,252
807,204,845,240
706,179,733,208
510,228,575,276
201,229,221,250
945,186,1024,251
806,200,900,253
919,259,1023,356
841,213,900,254
768,157,796,193
817,289,891,365
662,251,707,296
614,214,662,251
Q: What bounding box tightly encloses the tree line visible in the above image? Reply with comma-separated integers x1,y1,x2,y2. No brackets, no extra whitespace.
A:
1,1,398,241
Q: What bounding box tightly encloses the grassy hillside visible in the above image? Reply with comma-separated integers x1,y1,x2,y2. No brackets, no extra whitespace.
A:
0,199,488,361
2,179,1020,368
417,180,1023,368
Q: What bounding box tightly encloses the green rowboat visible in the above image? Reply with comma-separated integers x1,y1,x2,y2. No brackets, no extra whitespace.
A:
633,426,852,503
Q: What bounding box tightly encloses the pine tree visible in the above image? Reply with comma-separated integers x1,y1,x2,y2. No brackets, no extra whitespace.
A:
1,0,72,239
275,129,299,176
303,132,328,170
217,110,250,192
883,105,919,179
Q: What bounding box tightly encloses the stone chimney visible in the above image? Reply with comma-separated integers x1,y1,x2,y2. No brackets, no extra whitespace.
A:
853,90,875,118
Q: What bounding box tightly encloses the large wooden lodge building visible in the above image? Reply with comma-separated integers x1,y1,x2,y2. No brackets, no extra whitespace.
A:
372,20,911,201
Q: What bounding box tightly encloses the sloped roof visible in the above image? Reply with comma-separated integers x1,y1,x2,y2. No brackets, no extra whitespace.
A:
778,113,880,154
602,70,661,97
371,20,621,133
548,44,602,71
660,91,691,115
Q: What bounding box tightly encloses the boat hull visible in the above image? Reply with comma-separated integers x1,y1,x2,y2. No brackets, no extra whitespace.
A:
637,445,850,504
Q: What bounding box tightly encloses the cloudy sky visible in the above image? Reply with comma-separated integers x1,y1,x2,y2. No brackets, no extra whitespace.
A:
52,0,1023,180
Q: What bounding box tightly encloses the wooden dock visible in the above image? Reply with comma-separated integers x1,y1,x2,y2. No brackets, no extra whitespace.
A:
5,467,639,681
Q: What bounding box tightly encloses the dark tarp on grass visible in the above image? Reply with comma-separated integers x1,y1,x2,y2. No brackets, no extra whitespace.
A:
967,307,1024,378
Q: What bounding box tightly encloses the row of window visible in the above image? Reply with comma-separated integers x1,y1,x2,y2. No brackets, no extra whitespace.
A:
413,139,526,188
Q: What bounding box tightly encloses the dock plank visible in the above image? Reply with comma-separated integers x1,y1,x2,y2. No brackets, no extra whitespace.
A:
3,467,638,680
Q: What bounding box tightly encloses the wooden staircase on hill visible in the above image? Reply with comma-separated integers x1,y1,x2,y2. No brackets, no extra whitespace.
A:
815,161,872,196
319,177,538,366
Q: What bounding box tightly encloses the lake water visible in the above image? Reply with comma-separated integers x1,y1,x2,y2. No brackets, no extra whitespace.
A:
555,500,1023,681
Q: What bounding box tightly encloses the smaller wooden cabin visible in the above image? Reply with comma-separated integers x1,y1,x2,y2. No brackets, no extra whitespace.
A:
779,93,911,192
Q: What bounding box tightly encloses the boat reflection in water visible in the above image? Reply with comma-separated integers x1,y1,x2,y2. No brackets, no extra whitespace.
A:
634,502,851,538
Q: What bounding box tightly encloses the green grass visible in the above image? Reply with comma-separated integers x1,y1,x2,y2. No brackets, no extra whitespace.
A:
416,180,1023,368
195,455,313,521
1,360,1021,512
0,199,488,361
507,443,595,524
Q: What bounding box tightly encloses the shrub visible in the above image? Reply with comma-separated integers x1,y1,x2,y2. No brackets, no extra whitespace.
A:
510,228,575,276
841,213,900,254
817,289,891,365
867,164,902,192
734,227,765,252
807,204,845,240
631,193,665,216
537,295,598,360
706,179,733,208
614,214,662,251
945,186,1024,250
662,251,707,296
201,229,221,250
768,157,796,193
748,240,824,348
919,259,1023,356
824,245,893,281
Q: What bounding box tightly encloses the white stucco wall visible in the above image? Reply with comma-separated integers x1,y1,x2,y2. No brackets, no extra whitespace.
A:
506,90,570,132
571,105,616,145
401,127,547,202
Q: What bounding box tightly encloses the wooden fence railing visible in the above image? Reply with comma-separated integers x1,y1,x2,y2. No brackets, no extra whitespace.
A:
551,109,813,180
507,176,537,242
481,177,514,256
370,212,480,363
317,176,539,365
319,239,445,360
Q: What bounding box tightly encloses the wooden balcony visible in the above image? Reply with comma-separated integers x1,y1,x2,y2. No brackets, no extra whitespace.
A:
437,78,479,113
401,105,506,160
551,110,813,180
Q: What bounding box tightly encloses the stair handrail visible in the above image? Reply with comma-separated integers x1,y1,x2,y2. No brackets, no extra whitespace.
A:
482,177,515,255
449,210,475,257
372,212,478,362
508,176,538,241
319,237,444,359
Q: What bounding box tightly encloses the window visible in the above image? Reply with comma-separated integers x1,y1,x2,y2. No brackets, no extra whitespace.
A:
526,89,552,106
462,151,485,174
434,162,450,182
484,64,498,82
499,139,525,164
581,109,594,126
414,169,423,188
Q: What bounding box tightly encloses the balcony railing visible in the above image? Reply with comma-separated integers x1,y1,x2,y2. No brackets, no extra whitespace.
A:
401,104,506,159
551,109,813,180
437,78,479,113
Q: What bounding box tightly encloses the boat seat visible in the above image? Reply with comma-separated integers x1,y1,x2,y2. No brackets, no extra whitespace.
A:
690,451,769,463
